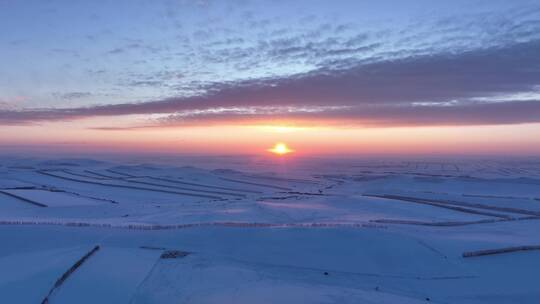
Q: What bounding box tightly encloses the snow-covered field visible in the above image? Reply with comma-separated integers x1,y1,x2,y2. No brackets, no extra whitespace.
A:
1,156,540,303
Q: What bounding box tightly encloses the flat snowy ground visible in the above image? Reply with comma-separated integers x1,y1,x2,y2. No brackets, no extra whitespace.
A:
1,156,540,303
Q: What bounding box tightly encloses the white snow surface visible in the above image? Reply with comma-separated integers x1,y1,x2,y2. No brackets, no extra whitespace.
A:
1,156,540,303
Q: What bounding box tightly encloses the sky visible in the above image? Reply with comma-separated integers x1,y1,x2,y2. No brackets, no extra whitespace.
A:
1,0,540,156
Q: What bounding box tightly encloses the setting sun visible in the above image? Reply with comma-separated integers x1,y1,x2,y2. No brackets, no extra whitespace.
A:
268,142,294,155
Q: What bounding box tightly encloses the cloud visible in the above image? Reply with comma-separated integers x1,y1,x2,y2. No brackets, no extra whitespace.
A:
1,39,540,127
120,71,185,89
63,3,540,106
0,102,12,110
153,100,540,127
0,96,27,111
2,2,540,129
52,92,93,100
106,47,125,55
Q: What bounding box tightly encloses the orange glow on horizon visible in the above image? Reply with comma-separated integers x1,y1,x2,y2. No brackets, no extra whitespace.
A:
1,118,540,156
268,142,294,155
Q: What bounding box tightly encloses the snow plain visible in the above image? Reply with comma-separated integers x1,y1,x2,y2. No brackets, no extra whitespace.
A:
1,156,540,303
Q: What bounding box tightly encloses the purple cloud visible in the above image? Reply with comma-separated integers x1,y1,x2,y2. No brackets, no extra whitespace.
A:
1,39,540,127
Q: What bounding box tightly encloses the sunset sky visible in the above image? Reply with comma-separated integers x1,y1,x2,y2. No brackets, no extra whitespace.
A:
1,0,540,156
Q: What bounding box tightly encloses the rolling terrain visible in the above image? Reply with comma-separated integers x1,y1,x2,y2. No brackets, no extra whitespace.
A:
1,156,540,303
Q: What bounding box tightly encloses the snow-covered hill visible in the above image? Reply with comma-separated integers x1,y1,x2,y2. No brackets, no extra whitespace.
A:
1,156,539,303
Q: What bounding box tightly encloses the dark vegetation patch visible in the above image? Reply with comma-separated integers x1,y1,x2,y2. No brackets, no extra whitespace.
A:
160,250,190,259
41,245,100,304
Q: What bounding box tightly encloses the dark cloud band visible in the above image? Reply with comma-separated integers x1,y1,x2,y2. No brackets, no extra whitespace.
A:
1,40,540,127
